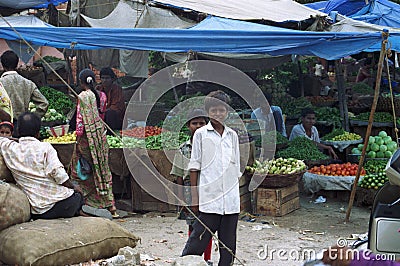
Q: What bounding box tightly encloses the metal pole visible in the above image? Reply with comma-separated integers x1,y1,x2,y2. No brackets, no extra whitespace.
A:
345,30,389,222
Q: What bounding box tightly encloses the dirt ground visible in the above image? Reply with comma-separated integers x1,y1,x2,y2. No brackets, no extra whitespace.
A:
112,193,371,266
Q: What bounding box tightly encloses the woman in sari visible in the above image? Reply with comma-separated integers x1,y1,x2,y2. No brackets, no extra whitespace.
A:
70,69,117,217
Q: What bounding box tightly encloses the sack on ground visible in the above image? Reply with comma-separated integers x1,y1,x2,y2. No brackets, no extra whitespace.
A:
0,154,13,183
0,216,140,266
0,181,30,231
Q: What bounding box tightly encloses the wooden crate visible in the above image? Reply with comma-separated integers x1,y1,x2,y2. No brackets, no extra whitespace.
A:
255,184,300,216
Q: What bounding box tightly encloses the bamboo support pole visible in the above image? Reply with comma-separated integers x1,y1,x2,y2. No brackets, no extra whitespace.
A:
345,30,389,222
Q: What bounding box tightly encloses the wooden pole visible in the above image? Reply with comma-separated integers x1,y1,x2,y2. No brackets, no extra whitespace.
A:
335,60,349,131
345,30,389,222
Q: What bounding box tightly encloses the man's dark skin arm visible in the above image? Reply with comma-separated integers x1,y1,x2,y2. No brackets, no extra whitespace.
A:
62,179,83,195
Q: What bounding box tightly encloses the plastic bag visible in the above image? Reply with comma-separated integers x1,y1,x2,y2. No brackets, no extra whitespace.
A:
76,156,91,181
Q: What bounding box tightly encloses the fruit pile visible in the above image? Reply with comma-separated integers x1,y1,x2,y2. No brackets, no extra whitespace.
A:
308,162,365,176
359,160,389,189
42,132,76,144
245,157,306,175
322,128,361,141
331,132,361,141
351,131,397,158
121,126,164,138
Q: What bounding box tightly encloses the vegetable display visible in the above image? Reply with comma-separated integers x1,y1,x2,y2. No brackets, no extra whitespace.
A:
121,126,164,138
314,107,342,127
352,83,374,95
276,137,329,161
322,129,361,141
351,131,397,158
359,160,389,189
278,97,312,119
107,136,146,149
38,86,74,115
308,162,365,176
245,157,306,175
145,132,190,150
255,131,288,148
353,112,394,123
40,108,67,123
42,132,76,144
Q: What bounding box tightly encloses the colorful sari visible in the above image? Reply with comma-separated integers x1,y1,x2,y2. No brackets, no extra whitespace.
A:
70,90,114,209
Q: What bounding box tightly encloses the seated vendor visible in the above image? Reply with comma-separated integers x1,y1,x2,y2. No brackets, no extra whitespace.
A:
0,112,86,219
251,92,287,137
96,67,126,131
289,108,338,159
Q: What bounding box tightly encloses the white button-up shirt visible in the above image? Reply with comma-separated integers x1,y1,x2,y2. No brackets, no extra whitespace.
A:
188,122,241,215
0,137,73,214
289,124,320,142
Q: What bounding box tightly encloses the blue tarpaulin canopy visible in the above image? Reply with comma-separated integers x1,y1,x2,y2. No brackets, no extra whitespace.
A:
307,0,400,28
0,0,67,9
305,0,366,16
351,0,400,27
0,16,390,60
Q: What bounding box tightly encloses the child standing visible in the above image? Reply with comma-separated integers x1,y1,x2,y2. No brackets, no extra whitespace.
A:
170,108,211,263
182,90,242,266
0,121,13,137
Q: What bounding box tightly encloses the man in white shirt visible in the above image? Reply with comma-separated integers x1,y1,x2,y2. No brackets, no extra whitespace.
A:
289,108,338,159
0,112,84,219
182,90,241,266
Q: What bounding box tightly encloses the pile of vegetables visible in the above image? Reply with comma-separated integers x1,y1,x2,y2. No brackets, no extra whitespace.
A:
305,96,336,105
353,112,394,123
41,108,67,123
276,136,329,161
278,97,312,119
308,162,365,176
35,56,63,64
42,132,76,144
145,132,190,150
38,86,74,115
121,126,164,138
352,83,374,95
314,107,342,127
245,157,306,175
107,136,146,149
359,160,389,189
255,130,288,147
351,131,397,158
321,128,361,141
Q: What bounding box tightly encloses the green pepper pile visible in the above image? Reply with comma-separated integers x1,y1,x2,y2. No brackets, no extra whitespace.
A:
354,112,394,123
39,86,74,115
276,136,329,161
145,132,190,150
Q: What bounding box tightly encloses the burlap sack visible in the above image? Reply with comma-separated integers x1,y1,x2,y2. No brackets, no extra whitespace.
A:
0,154,13,183
0,181,30,231
0,217,140,266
